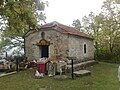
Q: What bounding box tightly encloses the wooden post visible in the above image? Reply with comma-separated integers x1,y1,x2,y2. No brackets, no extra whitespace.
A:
68,57,76,79
71,59,74,79
5,52,8,60
16,57,19,72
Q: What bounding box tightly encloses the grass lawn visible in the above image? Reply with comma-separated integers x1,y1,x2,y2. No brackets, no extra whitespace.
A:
0,62,120,90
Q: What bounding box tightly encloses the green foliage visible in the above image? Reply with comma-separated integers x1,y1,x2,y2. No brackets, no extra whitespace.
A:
97,0,120,62
1,0,37,32
0,0,47,56
73,0,120,63
72,19,81,31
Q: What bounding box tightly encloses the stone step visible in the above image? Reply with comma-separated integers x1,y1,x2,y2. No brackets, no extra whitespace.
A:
74,70,91,77
67,60,97,72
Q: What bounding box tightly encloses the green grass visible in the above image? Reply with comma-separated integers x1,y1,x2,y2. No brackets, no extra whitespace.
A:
0,62,120,90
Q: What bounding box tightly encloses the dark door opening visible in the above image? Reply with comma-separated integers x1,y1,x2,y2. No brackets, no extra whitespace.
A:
41,45,49,58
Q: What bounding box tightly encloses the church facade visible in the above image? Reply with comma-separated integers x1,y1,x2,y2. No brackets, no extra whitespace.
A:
24,21,94,62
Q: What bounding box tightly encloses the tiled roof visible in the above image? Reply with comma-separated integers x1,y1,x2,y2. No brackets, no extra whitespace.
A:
40,21,93,39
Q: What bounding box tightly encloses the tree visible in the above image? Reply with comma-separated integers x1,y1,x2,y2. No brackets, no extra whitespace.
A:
101,0,120,54
71,0,120,62
79,0,120,62
72,19,81,31
0,0,48,56
81,12,104,59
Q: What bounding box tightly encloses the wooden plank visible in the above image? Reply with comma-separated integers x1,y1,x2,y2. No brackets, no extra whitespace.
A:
0,71,17,78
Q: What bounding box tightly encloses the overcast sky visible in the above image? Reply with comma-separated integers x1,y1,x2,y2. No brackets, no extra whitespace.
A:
44,0,105,26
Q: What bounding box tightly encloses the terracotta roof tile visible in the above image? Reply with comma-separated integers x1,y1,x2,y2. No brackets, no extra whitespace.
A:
41,21,93,39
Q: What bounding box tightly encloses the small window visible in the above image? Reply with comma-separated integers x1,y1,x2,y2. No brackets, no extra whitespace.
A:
84,44,86,54
41,32,45,39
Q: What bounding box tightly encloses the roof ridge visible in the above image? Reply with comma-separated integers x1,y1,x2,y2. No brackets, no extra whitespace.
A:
40,21,93,39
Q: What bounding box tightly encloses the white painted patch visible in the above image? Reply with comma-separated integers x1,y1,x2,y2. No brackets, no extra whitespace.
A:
118,66,120,81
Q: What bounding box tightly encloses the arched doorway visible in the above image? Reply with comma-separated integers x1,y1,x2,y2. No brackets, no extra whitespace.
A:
37,39,50,58
40,45,49,58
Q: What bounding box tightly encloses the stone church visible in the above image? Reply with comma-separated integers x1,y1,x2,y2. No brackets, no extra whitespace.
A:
24,21,94,62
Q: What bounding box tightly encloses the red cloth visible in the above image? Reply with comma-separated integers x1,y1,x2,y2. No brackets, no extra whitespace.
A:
37,63,46,73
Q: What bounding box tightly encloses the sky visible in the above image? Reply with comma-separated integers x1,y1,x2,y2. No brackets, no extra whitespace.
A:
44,0,105,26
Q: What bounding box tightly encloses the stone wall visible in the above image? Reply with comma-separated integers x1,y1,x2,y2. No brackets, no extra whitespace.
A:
25,29,69,60
25,29,94,62
25,31,40,60
68,35,94,62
